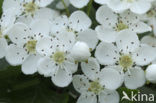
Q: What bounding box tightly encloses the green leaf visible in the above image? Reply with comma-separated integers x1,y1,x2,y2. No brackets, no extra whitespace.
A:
0,67,69,103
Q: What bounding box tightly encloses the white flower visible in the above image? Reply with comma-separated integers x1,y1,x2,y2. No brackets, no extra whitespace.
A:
106,0,154,14
36,31,78,87
73,57,123,103
51,11,98,50
5,22,50,74
96,5,151,43
71,41,91,62
3,0,54,16
146,64,156,84
0,8,17,59
95,30,156,89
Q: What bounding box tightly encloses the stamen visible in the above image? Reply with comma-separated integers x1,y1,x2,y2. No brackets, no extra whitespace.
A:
119,55,133,71
53,51,65,64
25,40,37,54
23,2,38,15
88,81,104,94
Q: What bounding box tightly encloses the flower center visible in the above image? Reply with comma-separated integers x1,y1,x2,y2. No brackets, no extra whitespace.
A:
53,51,65,64
116,22,129,31
23,2,38,15
88,81,104,94
119,55,133,71
26,40,37,54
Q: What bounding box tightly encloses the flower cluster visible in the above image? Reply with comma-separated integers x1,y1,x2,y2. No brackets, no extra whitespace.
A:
1,0,156,103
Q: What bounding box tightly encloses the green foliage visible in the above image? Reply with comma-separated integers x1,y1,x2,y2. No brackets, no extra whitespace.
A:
0,65,69,103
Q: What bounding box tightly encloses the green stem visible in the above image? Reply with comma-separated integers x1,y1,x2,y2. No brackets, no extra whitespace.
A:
87,0,93,16
61,0,70,16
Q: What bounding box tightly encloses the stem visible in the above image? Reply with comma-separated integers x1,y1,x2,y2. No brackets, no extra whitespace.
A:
87,0,93,16
61,0,70,16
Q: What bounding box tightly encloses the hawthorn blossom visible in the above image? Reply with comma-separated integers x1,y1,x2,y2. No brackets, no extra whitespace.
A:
36,31,77,87
51,11,98,50
95,30,156,89
5,21,51,74
73,57,123,103
96,5,151,43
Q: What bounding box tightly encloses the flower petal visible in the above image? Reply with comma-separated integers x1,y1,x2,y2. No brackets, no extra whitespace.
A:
34,8,59,21
116,30,139,54
69,11,91,32
52,67,72,87
2,0,22,15
38,57,56,77
77,29,98,50
99,67,123,90
130,0,151,14
129,22,152,33
69,0,89,8
96,5,117,27
77,92,97,103
95,25,117,43
35,0,54,7
146,64,156,84
95,42,119,65
56,31,76,51
141,35,156,47
8,23,31,45
124,67,146,89
107,0,130,13
81,57,100,81
132,44,156,66
72,75,90,93
99,89,119,103
5,44,28,66
30,19,52,36
51,15,68,34
36,37,58,56
22,55,41,75
63,54,78,73
94,0,108,5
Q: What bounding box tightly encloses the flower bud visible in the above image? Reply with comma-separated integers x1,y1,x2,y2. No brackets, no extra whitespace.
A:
71,41,91,62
